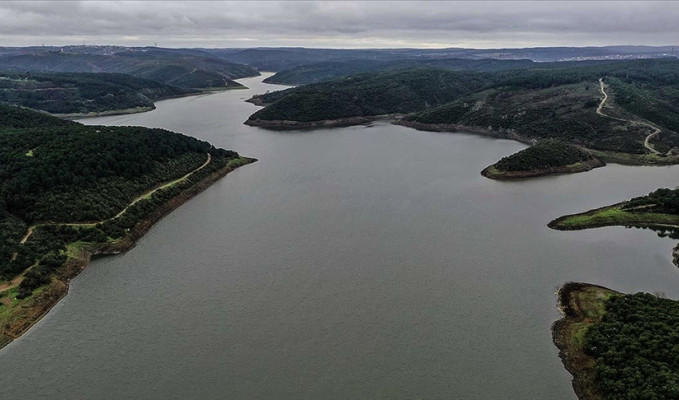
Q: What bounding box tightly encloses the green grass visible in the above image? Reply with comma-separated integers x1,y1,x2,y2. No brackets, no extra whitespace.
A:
553,205,679,229
562,285,616,351
25,149,33,157
588,148,679,165
553,283,618,400
65,241,91,258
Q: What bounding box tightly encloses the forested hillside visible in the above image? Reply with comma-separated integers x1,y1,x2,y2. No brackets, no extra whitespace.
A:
0,72,195,115
264,58,536,85
498,140,597,168
247,68,488,123
403,59,679,158
0,105,245,300
0,49,258,89
585,293,679,399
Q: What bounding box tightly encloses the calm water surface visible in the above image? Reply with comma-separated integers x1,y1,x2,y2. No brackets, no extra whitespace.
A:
3,74,679,399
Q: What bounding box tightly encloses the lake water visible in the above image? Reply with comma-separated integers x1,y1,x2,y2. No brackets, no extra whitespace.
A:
3,73,679,399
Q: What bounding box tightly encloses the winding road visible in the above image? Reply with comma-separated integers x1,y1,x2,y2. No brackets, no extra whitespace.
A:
20,153,211,245
2,153,214,293
597,77,663,155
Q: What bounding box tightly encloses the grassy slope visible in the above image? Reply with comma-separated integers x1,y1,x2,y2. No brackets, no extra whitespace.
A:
549,186,679,232
553,283,617,400
550,206,679,231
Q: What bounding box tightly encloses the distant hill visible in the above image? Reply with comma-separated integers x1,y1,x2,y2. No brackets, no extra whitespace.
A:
263,58,536,85
207,45,678,71
0,72,196,115
0,47,259,89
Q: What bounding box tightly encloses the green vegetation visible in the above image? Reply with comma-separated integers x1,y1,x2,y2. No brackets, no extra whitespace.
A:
0,49,258,90
264,58,536,85
584,292,679,399
404,60,679,158
209,45,678,72
550,188,679,236
248,68,488,123
553,283,617,400
251,59,679,173
555,284,679,400
406,80,655,155
491,140,598,173
0,104,244,300
0,72,196,115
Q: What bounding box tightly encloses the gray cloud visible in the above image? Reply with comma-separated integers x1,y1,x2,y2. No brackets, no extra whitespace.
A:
1,1,677,48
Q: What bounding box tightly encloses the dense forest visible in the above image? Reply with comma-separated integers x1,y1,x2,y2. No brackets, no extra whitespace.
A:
623,188,679,215
248,68,489,122
493,140,595,171
0,72,195,114
264,58,536,85
0,48,258,89
585,293,679,400
0,104,242,298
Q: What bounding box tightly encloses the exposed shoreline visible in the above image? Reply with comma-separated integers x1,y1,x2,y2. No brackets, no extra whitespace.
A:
552,282,617,400
56,105,157,119
244,114,400,130
62,86,248,120
0,157,256,350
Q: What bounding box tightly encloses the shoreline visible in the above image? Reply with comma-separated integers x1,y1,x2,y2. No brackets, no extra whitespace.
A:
481,158,606,180
242,111,679,166
552,282,617,400
244,114,400,130
547,203,679,231
394,119,536,144
0,156,256,350
396,120,679,167
63,85,248,120
56,105,157,119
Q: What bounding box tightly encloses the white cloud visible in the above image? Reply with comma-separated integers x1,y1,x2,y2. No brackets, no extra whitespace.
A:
0,1,677,48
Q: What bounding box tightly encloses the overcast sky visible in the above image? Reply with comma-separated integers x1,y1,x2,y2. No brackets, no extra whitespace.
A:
1,1,677,49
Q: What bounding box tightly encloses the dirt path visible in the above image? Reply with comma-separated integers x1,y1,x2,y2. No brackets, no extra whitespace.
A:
2,153,212,293
597,77,662,155
18,153,211,245
19,226,34,245
0,268,31,292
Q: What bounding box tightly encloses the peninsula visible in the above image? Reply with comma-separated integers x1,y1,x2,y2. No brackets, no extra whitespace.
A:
481,140,604,180
554,282,679,400
0,104,255,349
